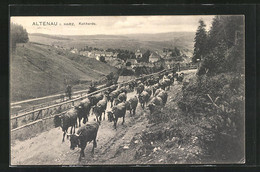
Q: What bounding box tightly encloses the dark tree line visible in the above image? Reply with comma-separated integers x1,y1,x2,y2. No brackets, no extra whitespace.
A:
193,16,244,75
80,46,104,51
104,48,136,62
10,23,29,52
179,16,245,162
117,51,135,62
137,50,151,63
163,47,181,57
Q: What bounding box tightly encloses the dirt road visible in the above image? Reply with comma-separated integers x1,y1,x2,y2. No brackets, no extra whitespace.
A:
11,69,197,166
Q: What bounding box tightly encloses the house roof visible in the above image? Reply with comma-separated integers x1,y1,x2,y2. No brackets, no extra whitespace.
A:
149,52,161,59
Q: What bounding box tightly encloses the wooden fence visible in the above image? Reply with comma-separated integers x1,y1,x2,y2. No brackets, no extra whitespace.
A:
10,68,177,141
10,83,106,113
179,64,198,71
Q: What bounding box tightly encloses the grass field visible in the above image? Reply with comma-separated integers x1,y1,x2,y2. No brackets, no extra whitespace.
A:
10,42,117,102
11,32,195,102
29,32,195,53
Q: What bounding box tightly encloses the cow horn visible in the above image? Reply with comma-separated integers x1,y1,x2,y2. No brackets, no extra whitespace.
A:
75,131,82,137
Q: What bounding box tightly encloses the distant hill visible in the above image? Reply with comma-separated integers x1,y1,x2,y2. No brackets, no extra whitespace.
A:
125,32,194,42
28,32,195,57
10,42,117,101
66,34,129,40
30,33,71,40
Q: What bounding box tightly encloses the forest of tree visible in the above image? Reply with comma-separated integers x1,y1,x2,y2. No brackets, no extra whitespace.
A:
10,23,29,52
179,15,245,162
163,47,183,61
193,16,244,75
80,46,104,51
163,47,181,57
117,50,136,62
137,50,151,63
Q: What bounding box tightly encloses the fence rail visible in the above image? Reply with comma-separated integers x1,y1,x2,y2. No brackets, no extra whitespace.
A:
10,83,112,121
10,83,106,118
10,68,176,133
10,83,106,107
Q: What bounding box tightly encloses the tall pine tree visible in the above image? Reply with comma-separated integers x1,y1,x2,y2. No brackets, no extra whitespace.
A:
197,15,244,75
192,19,208,63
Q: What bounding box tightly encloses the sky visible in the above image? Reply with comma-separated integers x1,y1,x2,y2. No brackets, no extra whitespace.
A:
11,16,215,35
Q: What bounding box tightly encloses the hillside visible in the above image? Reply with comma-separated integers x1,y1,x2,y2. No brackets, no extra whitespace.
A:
10,42,117,102
29,33,71,40
28,32,194,56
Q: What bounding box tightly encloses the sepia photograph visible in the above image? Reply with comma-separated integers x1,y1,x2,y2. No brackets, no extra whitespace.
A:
10,15,245,165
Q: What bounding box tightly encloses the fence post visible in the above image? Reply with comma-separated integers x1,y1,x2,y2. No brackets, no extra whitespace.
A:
35,110,42,120
32,106,35,121
46,108,49,117
58,105,62,113
13,113,18,129
15,118,18,129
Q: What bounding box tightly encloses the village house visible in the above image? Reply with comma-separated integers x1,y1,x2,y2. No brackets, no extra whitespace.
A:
86,50,102,59
105,56,115,61
158,50,171,59
135,49,142,58
126,59,138,65
105,52,113,57
93,51,102,57
70,48,78,54
113,53,119,58
164,60,174,68
149,52,161,63
78,49,118,61
96,56,100,61
79,51,92,57
88,53,96,58
100,52,106,57
79,50,115,59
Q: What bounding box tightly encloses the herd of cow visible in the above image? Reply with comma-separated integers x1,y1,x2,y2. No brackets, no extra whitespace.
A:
54,70,185,161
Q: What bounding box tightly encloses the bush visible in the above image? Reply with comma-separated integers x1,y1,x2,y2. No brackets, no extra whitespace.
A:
147,108,170,124
99,56,106,63
118,68,135,76
10,23,29,51
197,51,226,76
179,72,245,162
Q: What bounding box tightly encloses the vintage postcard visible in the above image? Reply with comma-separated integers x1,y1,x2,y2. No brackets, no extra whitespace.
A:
10,15,245,165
